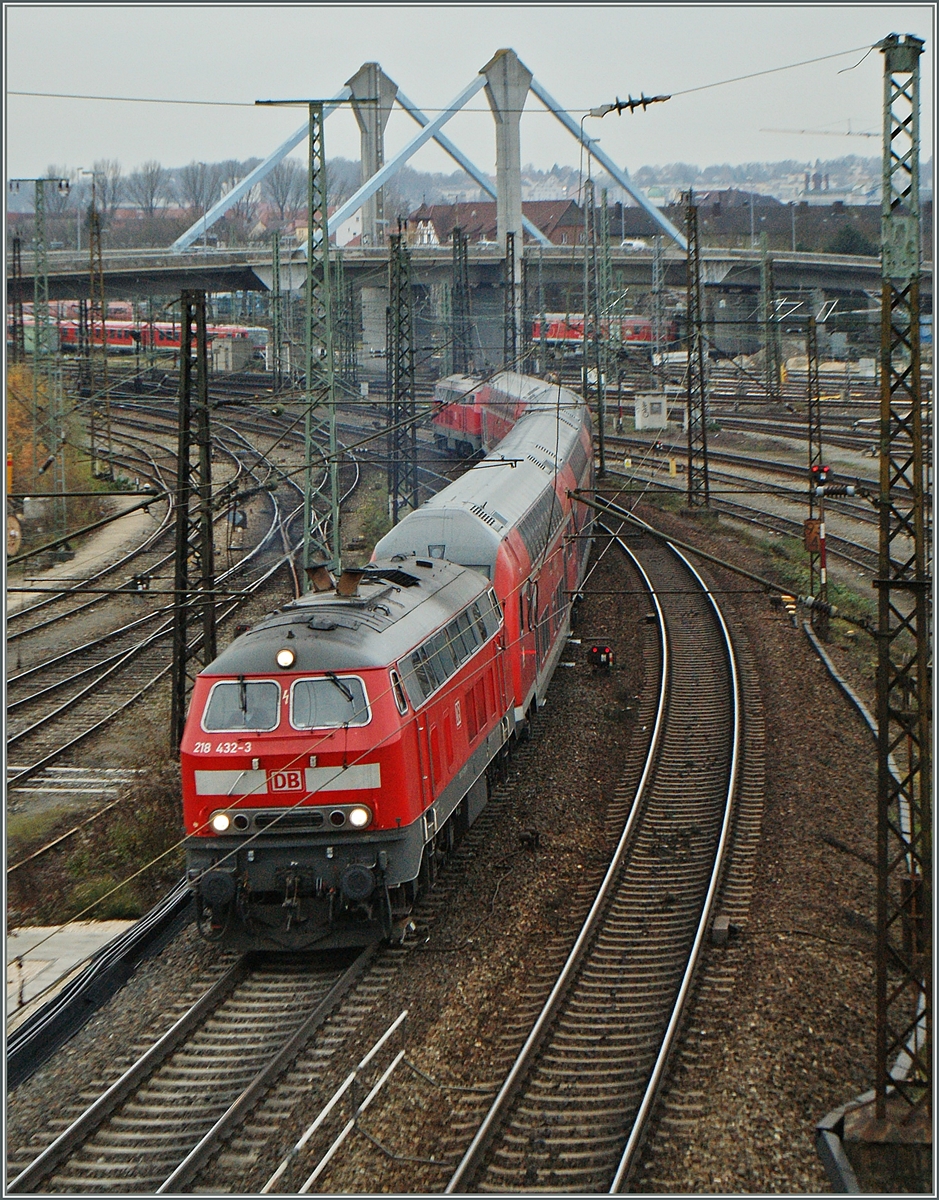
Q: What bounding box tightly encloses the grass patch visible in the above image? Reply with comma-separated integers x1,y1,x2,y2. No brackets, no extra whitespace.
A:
7,806,78,857
342,464,392,561
66,877,146,921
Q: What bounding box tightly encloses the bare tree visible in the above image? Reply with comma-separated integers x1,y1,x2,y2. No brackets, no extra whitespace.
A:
43,165,74,214
126,160,170,216
326,157,359,207
91,159,124,220
175,161,222,214
215,159,265,241
262,158,305,222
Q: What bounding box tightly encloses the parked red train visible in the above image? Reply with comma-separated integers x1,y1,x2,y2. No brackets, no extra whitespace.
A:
531,312,676,347
10,317,268,355
56,320,267,353
180,371,594,950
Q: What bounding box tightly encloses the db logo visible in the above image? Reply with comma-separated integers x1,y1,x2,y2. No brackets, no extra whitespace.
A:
270,770,303,791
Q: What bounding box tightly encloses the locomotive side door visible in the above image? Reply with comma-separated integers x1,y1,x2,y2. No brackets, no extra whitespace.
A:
415,716,435,807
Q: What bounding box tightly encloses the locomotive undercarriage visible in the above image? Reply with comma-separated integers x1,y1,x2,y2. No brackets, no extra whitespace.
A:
188,766,497,951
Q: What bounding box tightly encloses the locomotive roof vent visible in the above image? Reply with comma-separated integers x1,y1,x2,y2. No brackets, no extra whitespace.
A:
336,568,366,597
305,563,335,593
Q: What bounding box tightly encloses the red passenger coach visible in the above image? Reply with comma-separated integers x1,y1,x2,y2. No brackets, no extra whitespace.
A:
381,372,594,732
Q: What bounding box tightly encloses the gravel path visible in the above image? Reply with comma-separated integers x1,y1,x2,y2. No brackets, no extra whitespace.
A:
6,507,880,1194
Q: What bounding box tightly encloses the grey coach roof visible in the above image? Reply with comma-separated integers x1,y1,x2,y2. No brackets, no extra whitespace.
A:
377,376,588,569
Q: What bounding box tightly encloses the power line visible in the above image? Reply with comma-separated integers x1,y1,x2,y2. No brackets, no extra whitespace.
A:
11,47,879,112
670,44,876,97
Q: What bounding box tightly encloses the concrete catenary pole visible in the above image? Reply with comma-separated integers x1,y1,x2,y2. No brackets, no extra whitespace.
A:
482,49,532,355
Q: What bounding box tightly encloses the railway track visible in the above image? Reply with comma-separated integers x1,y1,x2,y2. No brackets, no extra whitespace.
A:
441,520,743,1193
5,419,307,788
7,948,375,1194
8,501,762,1195
7,445,175,637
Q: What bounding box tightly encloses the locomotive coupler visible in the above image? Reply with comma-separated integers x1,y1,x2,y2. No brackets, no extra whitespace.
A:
282,871,300,909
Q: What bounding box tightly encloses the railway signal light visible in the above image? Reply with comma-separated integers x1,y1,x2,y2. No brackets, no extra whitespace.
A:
811,463,831,496
589,644,615,670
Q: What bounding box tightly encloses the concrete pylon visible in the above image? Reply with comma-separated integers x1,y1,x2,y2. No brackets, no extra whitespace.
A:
481,49,531,268
346,63,398,247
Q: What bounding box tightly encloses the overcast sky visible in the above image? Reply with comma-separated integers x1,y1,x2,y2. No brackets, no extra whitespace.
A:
4,4,934,182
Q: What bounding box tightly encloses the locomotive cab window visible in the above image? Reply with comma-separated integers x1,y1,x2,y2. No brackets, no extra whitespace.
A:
290,675,370,729
203,679,280,732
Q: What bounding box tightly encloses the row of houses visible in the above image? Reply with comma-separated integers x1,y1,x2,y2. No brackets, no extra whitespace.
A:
11,190,925,257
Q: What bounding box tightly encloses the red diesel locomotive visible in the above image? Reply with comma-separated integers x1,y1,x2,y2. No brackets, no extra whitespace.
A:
180,372,593,950
431,371,548,457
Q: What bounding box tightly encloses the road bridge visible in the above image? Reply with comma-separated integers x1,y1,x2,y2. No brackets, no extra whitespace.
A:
26,244,927,302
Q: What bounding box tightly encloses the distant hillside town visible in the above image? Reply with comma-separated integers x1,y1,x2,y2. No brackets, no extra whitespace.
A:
5,154,933,258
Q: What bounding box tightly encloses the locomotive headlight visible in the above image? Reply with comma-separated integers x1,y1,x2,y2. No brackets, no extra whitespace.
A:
347,805,372,829
209,810,231,833
276,647,296,668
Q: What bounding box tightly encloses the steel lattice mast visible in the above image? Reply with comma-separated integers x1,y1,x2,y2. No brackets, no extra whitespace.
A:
874,31,931,1119
520,252,532,372
387,229,419,523
257,98,342,578
334,249,358,390
303,102,339,575
805,312,829,638
10,235,26,364
451,226,472,375
583,178,606,475
271,229,283,389
503,230,517,370
170,291,216,751
684,190,709,507
652,234,666,387
88,178,111,479
760,232,783,404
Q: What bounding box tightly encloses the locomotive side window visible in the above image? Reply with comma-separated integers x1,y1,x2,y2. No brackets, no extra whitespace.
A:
428,629,456,682
390,669,409,715
290,676,370,729
448,612,477,662
398,591,502,709
411,645,439,698
203,679,280,731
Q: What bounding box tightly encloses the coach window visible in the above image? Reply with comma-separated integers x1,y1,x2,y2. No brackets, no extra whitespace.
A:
527,581,538,631
203,679,280,732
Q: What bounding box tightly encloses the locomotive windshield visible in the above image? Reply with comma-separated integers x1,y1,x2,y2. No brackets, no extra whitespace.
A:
203,679,280,731
290,675,370,729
